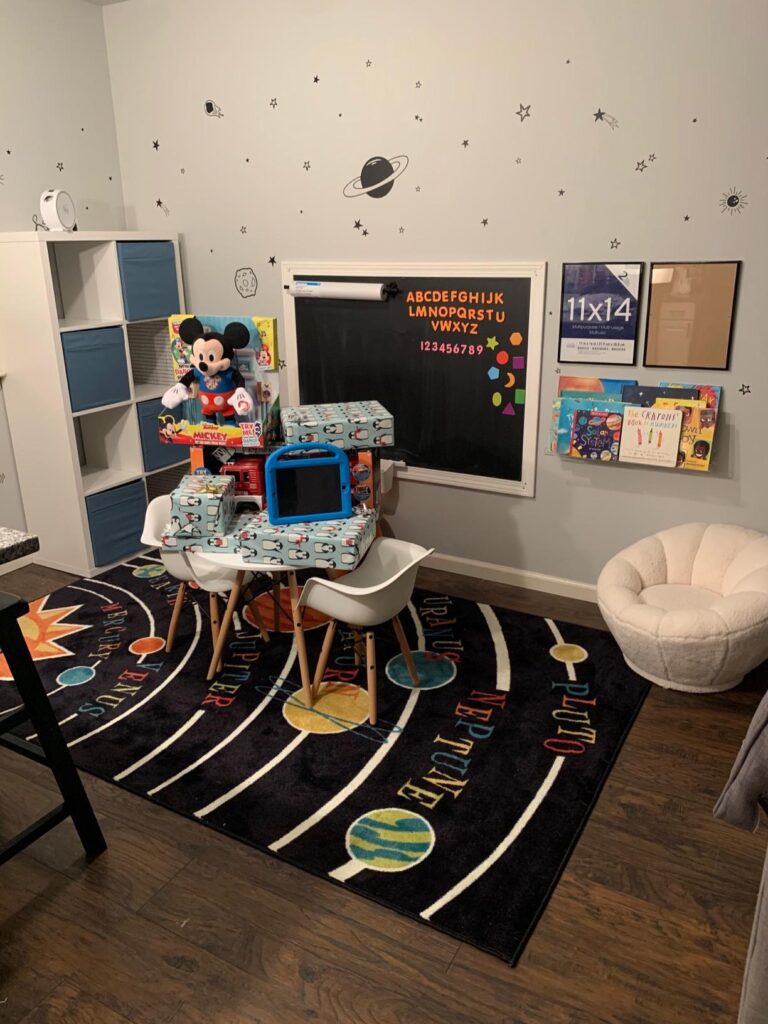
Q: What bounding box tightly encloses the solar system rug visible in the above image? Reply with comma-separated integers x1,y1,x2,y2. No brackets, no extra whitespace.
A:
0,558,649,965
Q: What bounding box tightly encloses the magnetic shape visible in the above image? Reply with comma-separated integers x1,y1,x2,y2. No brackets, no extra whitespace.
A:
386,651,457,690
487,366,500,381
345,808,435,872
509,332,524,346
512,356,525,369
496,351,510,366
514,388,526,405
504,372,516,388
485,336,499,350
492,392,502,407
502,402,515,416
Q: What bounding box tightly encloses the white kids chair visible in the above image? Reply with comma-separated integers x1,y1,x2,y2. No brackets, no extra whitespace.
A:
298,537,434,725
141,496,269,661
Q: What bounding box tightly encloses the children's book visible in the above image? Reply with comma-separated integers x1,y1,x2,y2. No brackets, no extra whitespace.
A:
659,382,722,413
655,398,716,471
556,397,625,455
568,409,623,461
621,385,699,407
558,376,636,396
618,406,684,468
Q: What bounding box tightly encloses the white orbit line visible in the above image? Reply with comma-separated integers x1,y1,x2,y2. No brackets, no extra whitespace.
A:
73,579,157,664
114,709,207,781
420,757,565,921
419,616,577,920
274,601,425,856
147,638,298,796
194,733,307,818
26,711,78,741
67,603,202,748
477,604,510,691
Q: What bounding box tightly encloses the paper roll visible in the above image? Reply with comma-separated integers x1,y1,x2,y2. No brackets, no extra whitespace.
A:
289,281,386,301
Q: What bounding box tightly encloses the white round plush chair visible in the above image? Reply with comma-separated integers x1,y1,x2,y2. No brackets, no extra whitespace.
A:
597,523,768,693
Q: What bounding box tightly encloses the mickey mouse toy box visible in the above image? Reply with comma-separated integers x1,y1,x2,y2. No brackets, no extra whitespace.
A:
159,314,280,448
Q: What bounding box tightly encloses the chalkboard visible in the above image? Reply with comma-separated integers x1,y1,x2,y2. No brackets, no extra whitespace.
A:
282,262,546,495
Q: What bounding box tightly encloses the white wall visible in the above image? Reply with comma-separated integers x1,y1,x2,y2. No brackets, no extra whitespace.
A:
0,0,125,232
104,0,767,587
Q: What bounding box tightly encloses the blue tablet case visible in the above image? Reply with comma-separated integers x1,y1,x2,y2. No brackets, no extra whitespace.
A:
265,443,352,525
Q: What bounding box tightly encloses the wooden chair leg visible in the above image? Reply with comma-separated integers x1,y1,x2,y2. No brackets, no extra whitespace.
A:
392,615,420,688
209,593,224,674
165,582,186,653
206,573,244,681
352,629,363,667
248,598,270,643
366,630,377,726
312,619,338,700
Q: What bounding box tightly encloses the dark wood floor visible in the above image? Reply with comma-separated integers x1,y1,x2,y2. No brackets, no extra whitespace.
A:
0,563,764,1024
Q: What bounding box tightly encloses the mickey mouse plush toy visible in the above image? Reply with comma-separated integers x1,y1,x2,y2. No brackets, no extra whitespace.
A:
161,317,255,423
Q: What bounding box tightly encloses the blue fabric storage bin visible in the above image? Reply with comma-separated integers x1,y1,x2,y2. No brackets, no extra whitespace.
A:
138,398,190,471
61,327,130,412
117,241,179,321
86,480,147,566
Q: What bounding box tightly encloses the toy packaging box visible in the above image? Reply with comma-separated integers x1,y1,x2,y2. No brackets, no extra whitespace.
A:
281,401,394,451
348,449,380,509
161,474,236,549
159,314,280,449
189,447,267,509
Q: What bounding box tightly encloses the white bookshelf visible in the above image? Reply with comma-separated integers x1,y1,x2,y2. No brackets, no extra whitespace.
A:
0,231,188,577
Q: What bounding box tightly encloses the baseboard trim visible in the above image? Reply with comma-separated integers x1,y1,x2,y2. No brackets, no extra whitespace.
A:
0,554,33,576
424,552,597,603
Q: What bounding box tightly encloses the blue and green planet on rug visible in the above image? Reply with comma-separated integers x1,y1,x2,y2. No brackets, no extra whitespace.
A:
0,556,648,964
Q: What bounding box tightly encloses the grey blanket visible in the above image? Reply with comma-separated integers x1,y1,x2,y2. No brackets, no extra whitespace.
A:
714,687,768,1024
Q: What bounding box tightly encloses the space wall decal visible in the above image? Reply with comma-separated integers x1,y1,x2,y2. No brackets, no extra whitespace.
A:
235,267,258,297
720,188,748,214
343,155,409,198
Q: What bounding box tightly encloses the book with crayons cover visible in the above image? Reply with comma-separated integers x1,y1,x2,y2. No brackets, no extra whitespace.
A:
618,406,683,468
621,385,699,407
655,398,716,471
568,409,623,461
556,397,625,455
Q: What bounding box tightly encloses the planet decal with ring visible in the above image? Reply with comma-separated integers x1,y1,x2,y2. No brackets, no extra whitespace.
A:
343,154,409,199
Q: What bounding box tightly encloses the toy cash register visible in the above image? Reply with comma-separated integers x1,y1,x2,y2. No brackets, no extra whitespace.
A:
265,443,352,525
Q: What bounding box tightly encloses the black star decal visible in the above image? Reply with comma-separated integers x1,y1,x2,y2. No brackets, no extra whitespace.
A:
56,162,63,172
303,161,311,171
557,189,565,196
365,59,372,67
515,157,522,164
399,226,405,233
481,218,488,226
416,81,421,88
5,150,9,155
180,167,185,174
636,160,647,172
278,359,287,370
516,104,531,122
593,108,605,121
152,139,159,150
155,199,169,215
565,58,571,64
414,114,423,122
108,176,112,180
739,384,751,395
692,117,698,123
354,220,362,230
268,256,276,266
156,198,163,207
684,214,690,221
415,185,421,192
270,98,278,108
461,139,469,148
648,153,656,161
362,228,369,236
313,75,319,83
240,226,247,234
610,238,620,249
245,157,249,163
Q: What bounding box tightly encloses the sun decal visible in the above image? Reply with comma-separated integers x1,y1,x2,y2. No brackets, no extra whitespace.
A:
0,596,90,680
719,187,748,215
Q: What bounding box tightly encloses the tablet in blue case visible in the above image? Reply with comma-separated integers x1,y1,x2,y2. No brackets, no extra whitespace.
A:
265,443,352,525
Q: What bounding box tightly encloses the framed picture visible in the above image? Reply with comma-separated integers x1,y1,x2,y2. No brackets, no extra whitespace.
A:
643,261,740,370
558,262,643,365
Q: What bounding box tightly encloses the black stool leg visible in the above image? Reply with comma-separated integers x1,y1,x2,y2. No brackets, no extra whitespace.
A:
0,593,106,862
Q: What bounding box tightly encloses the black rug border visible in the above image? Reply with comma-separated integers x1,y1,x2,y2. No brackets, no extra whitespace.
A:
53,585,649,968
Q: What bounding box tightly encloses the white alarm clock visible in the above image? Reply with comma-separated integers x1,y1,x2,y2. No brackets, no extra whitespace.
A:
39,189,77,232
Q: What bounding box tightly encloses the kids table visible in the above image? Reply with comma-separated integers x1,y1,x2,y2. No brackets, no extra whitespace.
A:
195,506,378,705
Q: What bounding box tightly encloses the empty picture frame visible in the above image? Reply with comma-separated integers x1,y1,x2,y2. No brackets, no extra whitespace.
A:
643,261,740,370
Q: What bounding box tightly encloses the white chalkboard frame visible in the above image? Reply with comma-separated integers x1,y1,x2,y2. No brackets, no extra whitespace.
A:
281,260,547,497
